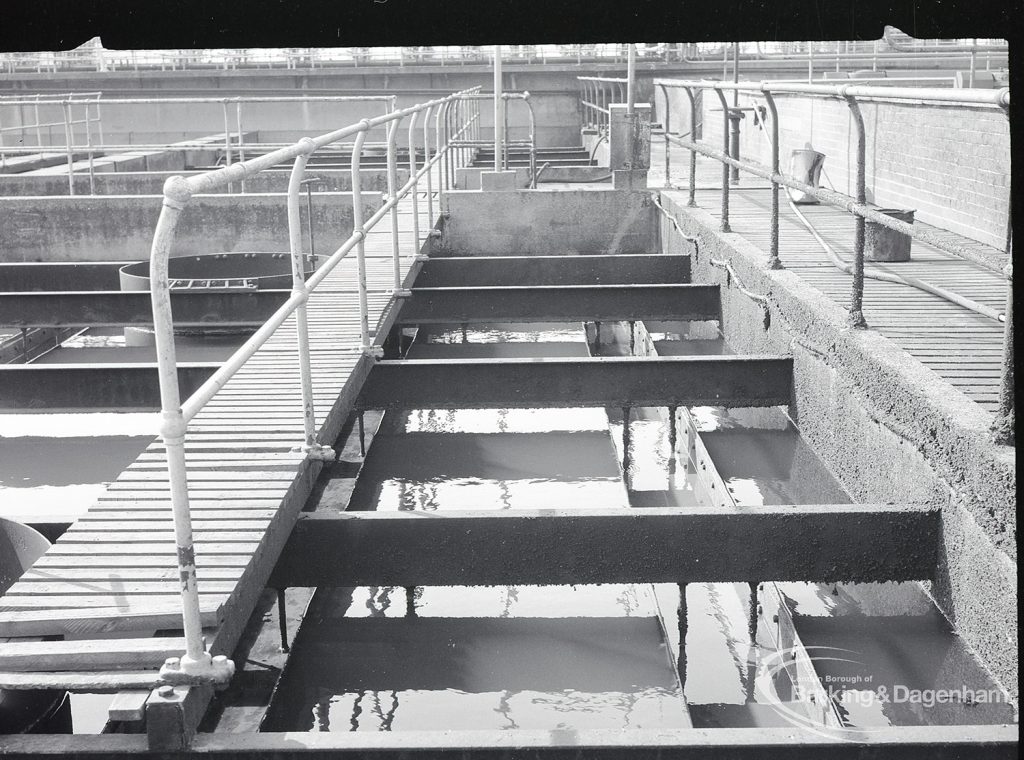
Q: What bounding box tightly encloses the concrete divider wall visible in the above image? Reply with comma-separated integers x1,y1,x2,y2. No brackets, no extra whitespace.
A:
0,192,381,262
691,93,1010,248
656,191,1017,704
439,188,657,255
0,169,404,197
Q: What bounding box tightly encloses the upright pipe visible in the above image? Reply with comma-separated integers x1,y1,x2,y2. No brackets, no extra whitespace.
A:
714,88,731,232
844,91,868,328
61,102,75,196
493,44,503,172
684,86,697,207
222,101,233,193
992,256,1014,445
386,117,402,289
286,141,319,452
424,104,434,225
236,101,247,193
763,89,781,268
627,44,636,116
434,105,444,195
84,101,96,195
660,83,671,188
408,110,421,254
350,125,372,352
148,177,230,684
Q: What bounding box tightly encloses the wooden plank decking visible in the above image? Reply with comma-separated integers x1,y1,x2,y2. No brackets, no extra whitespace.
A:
0,194,431,685
651,143,1009,413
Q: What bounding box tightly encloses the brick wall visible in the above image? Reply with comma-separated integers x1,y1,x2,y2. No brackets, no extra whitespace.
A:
695,93,1009,248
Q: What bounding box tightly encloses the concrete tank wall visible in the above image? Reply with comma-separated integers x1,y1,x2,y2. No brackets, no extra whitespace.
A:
656,191,1017,704
440,188,657,255
0,192,381,262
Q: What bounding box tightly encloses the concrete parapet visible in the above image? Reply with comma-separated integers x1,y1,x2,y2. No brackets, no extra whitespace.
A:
441,188,656,256
656,189,1017,704
479,170,520,191
0,192,381,262
455,167,530,191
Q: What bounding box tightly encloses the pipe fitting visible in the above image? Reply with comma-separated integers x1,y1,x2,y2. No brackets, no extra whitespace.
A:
297,136,317,155
162,175,192,209
160,410,187,444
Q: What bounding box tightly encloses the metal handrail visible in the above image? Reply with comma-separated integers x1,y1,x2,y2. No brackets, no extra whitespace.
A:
578,76,630,133
147,85,481,685
653,77,1013,445
0,94,397,196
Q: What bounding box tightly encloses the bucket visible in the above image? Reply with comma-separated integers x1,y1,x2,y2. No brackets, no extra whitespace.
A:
0,518,72,735
788,149,825,204
865,209,915,262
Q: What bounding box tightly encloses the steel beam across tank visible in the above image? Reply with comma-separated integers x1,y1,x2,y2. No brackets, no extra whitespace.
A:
271,504,939,588
0,363,217,409
413,253,691,287
0,290,289,328
356,356,792,410
396,284,719,324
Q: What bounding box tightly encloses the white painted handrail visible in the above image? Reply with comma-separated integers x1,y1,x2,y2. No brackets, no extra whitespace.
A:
147,86,480,685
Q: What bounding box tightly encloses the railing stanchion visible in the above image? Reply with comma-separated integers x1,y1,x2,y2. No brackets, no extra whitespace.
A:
434,105,444,199
763,88,782,269
61,101,75,196
844,90,868,328
494,44,503,172
84,100,96,195
992,256,1014,445
351,123,374,354
386,117,403,289
236,101,247,193
287,141,332,460
684,86,697,207
424,104,434,226
151,176,235,686
713,87,731,232
660,83,671,189
408,111,421,253
222,100,233,193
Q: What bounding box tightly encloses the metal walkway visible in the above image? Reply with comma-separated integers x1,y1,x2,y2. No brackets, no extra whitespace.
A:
0,193,427,689
650,145,1009,413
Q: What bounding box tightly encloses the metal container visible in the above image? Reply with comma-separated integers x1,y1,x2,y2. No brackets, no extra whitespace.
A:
118,252,312,346
865,209,915,262
0,518,71,735
787,149,825,204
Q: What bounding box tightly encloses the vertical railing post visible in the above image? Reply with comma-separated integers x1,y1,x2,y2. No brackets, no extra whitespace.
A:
84,100,96,195
684,86,697,207
236,101,247,194
844,90,868,328
286,141,333,461
151,176,234,686
659,83,671,189
386,116,403,289
33,96,42,147
222,100,234,193
627,44,636,116
713,87,731,232
424,104,434,225
763,88,782,269
350,123,377,355
434,105,444,198
61,101,75,196
493,43,503,172
991,255,1014,446
408,110,421,254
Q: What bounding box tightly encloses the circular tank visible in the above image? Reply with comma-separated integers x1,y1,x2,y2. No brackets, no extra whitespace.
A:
0,518,72,735
119,252,313,346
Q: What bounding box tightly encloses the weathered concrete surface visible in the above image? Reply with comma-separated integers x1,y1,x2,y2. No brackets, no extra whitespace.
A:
0,168,402,197
456,166,531,190
657,190,1017,703
609,103,652,172
0,193,380,262
441,188,657,255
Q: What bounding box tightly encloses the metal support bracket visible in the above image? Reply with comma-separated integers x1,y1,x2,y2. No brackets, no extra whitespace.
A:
157,652,235,687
